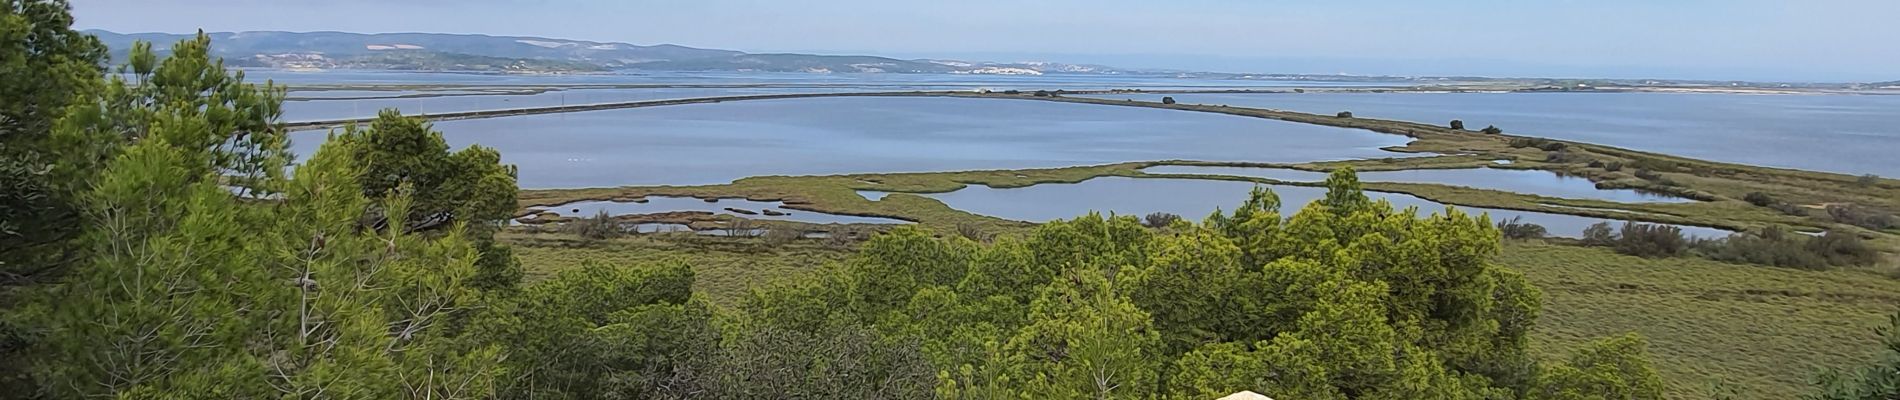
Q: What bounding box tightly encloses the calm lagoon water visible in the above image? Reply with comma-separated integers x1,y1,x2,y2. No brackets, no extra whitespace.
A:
905,177,1732,239
1080,92,1900,176
530,196,910,225
249,69,1401,89
290,97,1414,188
1141,165,1690,203
282,86,859,122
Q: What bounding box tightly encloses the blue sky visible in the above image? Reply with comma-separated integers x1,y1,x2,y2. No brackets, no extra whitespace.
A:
71,0,1899,82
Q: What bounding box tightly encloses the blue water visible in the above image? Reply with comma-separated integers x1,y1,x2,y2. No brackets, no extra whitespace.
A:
911,177,1733,239
248,69,1401,89
281,86,858,122
530,196,910,225
1141,165,1690,203
289,97,1414,188
1079,92,1900,176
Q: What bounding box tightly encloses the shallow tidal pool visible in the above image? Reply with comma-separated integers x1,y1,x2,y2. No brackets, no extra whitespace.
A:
873,177,1733,239
1141,165,1691,203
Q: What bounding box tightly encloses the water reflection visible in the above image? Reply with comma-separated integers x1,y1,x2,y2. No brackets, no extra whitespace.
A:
914,177,1731,239
1142,165,1689,203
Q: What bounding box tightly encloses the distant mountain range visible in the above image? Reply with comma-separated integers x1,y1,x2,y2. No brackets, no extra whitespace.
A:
85,30,1132,75
83,30,1896,86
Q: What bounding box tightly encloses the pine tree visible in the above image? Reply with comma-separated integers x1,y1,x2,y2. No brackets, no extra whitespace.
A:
24,34,504,399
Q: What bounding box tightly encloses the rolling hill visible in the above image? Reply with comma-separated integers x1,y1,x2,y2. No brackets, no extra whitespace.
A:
85,30,1128,75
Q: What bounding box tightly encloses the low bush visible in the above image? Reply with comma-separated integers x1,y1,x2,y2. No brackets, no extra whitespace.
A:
1161,96,1176,104
1827,204,1898,230
1449,119,1465,130
1808,230,1881,266
725,218,763,238
1546,149,1587,163
1633,169,1665,181
1142,212,1182,228
1627,159,1680,173
956,222,992,242
1693,226,1879,269
1481,125,1503,135
1744,192,1776,207
1603,162,1624,172
1615,222,1688,258
1857,174,1880,188
1336,110,1353,118
567,209,624,240
1496,216,1548,239
1508,137,1566,151
1582,222,1617,246
1580,221,1687,258
1741,191,1808,216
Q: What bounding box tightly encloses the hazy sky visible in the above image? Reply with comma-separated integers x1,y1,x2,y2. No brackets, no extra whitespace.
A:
70,0,1900,82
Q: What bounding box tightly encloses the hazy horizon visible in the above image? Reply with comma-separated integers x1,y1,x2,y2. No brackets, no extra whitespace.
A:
70,0,1900,82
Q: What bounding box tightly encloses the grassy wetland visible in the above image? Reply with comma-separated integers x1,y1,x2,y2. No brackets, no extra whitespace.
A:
486,91,1900,398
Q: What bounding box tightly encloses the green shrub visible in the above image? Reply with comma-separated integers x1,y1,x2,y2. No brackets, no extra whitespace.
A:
1497,216,1548,239
1808,230,1880,267
1142,212,1182,228
1857,174,1880,188
567,209,624,240
1336,110,1353,118
1582,222,1618,246
1449,120,1466,130
1827,204,1898,230
1582,222,1687,258
1694,226,1820,269
1603,162,1624,172
1481,125,1503,135
1743,192,1776,207
1614,223,1687,258
1546,149,1587,163
1161,96,1176,104
1508,137,1565,151
955,222,992,242
1695,226,1880,269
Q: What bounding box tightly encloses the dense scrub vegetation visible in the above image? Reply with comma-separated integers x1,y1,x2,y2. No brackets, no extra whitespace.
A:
1577,220,1881,270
